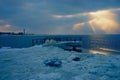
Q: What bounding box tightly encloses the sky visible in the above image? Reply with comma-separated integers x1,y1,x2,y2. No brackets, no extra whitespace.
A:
0,0,120,34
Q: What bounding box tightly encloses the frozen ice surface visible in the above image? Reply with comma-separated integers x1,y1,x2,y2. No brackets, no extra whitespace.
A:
0,45,120,80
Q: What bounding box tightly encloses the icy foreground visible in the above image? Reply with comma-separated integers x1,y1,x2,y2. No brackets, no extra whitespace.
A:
0,46,120,80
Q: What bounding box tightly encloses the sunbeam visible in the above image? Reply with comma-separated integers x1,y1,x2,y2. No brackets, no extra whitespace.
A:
88,10,119,33
88,20,96,33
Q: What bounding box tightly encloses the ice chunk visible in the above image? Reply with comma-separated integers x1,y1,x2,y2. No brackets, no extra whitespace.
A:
43,57,62,67
43,39,57,46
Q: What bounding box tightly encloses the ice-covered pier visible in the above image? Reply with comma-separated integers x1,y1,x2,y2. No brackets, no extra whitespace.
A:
0,35,82,49
32,35,82,46
32,36,82,52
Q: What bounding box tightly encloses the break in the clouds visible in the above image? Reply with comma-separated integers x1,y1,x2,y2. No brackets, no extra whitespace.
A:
54,8,120,34
0,0,120,34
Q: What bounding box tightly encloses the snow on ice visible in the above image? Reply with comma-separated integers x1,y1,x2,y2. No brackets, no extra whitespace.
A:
0,45,120,80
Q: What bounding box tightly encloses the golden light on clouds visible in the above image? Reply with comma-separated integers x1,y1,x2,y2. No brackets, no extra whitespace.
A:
0,27,10,32
88,20,96,33
73,22,85,30
0,24,11,32
53,13,88,19
4,24,11,28
53,15,76,19
89,10,114,18
88,10,119,33
53,15,63,19
53,8,120,34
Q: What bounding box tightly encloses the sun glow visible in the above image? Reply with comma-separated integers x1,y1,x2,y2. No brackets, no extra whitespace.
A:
73,22,85,30
88,10,119,33
0,24,11,32
89,50,109,55
53,8,120,34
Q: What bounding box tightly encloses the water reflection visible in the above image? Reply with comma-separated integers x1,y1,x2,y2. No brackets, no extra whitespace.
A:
89,48,120,55
89,50,109,55
100,48,120,53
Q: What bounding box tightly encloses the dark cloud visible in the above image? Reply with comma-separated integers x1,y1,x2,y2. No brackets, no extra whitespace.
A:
0,0,120,34
46,0,120,14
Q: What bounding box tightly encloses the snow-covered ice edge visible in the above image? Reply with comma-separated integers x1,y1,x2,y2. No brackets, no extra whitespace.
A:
0,45,120,80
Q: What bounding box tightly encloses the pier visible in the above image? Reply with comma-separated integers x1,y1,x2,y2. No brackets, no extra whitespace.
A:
31,35,82,46
0,35,83,52
31,36,82,52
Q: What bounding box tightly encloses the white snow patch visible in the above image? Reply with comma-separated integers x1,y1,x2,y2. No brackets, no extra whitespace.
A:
0,45,120,80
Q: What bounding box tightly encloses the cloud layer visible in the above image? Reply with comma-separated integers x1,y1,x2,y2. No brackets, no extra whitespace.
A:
0,0,120,34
